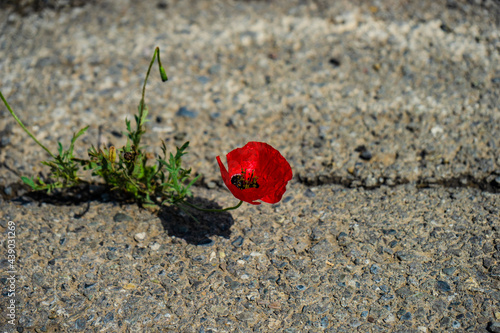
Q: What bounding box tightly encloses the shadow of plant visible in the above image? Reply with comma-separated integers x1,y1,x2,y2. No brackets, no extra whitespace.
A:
158,197,234,246
1,181,235,245
3,182,137,218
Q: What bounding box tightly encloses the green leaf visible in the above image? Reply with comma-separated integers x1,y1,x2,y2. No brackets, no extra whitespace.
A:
185,174,201,192
57,142,63,156
37,177,46,185
72,126,89,142
21,176,36,189
179,141,189,152
69,125,89,155
140,106,149,125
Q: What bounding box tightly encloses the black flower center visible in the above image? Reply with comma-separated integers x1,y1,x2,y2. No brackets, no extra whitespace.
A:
231,169,259,190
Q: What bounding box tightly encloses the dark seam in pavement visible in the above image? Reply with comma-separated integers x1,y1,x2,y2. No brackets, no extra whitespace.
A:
296,173,500,194
1,172,498,207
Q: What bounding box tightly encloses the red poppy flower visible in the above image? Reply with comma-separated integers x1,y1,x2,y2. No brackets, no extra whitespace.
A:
216,142,293,205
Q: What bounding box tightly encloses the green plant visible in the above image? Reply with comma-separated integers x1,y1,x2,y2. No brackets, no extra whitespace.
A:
1,47,227,210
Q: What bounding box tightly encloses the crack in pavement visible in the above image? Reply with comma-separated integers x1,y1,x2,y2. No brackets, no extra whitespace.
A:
297,173,500,194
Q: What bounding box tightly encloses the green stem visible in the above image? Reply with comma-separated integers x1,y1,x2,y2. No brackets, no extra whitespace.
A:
181,200,244,212
0,90,56,159
136,47,168,146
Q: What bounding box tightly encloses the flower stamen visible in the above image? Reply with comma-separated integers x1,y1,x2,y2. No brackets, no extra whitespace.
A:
231,169,259,190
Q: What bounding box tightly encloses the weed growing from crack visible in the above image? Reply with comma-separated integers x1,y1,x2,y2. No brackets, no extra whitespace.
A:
1,47,201,209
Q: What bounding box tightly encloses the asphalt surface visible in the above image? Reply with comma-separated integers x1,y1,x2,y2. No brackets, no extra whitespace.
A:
0,1,499,332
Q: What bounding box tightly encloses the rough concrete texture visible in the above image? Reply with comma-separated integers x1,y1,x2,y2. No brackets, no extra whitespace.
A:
0,0,499,332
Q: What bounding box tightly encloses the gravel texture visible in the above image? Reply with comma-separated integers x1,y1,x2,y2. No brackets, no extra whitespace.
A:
0,0,499,332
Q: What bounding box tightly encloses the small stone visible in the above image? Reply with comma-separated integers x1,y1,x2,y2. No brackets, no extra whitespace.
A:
197,239,214,247
396,286,412,298
35,56,60,68
74,318,86,330
365,175,378,187
396,251,413,261
197,76,210,84
236,312,254,322
350,319,361,328
296,285,306,291
225,277,240,290
208,64,221,74
338,232,348,239
134,232,146,242
113,213,133,223
176,106,198,118
440,316,451,327
371,264,381,274
452,321,460,329
384,313,396,323
483,257,494,269
149,242,161,251
3,186,12,196
32,272,45,286
380,294,394,301
304,189,316,198
401,312,412,321
310,239,333,256
320,316,329,328
443,267,457,275
122,283,136,290
436,280,452,293
337,232,350,246
103,311,114,325
106,251,118,260
360,150,373,161
491,265,500,279
231,236,244,247
382,229,397,235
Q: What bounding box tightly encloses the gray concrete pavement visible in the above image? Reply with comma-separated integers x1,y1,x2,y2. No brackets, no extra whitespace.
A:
0,1,499,332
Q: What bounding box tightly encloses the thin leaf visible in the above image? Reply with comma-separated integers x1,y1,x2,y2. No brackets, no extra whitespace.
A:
21,176,36,189
184,174,201,192
57,142,63,156
69,125,89,155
